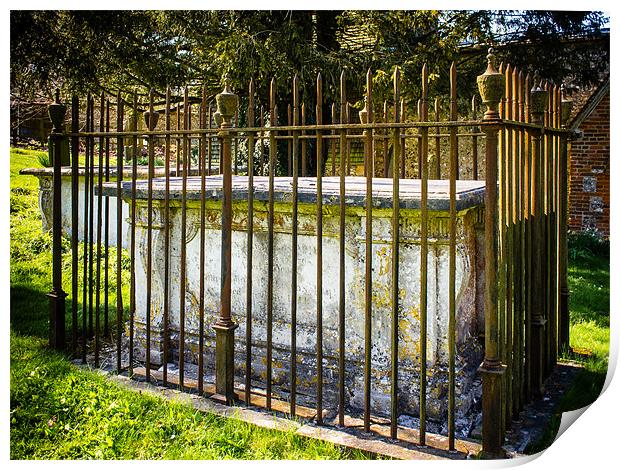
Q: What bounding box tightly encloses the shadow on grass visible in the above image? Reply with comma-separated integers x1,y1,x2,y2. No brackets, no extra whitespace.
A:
10,284,50,338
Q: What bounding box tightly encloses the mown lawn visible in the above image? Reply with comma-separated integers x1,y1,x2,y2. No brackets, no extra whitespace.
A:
9,147,373,460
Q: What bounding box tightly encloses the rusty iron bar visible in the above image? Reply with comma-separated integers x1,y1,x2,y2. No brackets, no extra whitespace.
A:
530,77,548,397
290,75,300,416
524,73,532,399
315,73,324,424
505,65,514,426
496,63,507,435
435,98,441,179
129,91,138,376
363,69,374,433
212,74,239,405
103,98,110,339
448,62,457,450
266,78,277,410
179,87,189,389
81,95,91,363
198,84,208,394
383,100,389,177
48,89,67,350
513,70,524,415
208,102,213,176
287,104,292,176
234,108,239,175
88,96,95,340
331,103,337,176
163,88,172,386
419,65,430,446
338,70,347,427
115,93,124,373
259,105,265,175
346,103,352,175
94,91,104,368
400,98,406,178
416,99,422,178
145,89,156,382
301,102,307,176
245,79,256,404
390,68,401,440
472,95,479,180
70,95,79,355
478,48,507,458
176,102,181,174
69,118,567,138
517,72,529,411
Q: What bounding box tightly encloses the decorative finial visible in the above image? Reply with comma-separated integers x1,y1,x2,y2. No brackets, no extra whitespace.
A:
477,46,504,121
486,47,498,73
560,83,573,127
48,89,67,132
530,71,548,123
359,96,368,125
216,73,238,128
222,73,232,93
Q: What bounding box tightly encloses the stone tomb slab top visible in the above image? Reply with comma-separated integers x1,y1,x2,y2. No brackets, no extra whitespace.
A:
102,176,486,211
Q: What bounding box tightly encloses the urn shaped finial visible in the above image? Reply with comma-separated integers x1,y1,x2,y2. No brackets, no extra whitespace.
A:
143,110,160,131
529,72,548,124
477,48,504,121
216,73,238,128
48,89,67,132
358,96,369,125
560,84,573,128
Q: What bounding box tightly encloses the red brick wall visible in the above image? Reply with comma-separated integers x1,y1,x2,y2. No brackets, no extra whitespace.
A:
568,92,610,237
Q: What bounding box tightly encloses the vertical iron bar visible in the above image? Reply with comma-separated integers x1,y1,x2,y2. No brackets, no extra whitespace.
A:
338,70,347,427
266,78,277,410
390,68,401,440
478,49,507,458
70,95,79,355
48,89,67,350
115,93,124,373
104,99,110,339
435,98,441,179
88,97,94,340
363,69,374,433
145,89,155,382
129,91,138,376
472,96,479,180
419,65,429,446
245,79,256,404
82,94,91,363
448,62,458,450
212,75,239,405
331,103,336,177
179,87,189,389
163,87,171,386
383,101,389,177
291,75,300,416
315,73,324,424
94,92,104,367
198,84,207,394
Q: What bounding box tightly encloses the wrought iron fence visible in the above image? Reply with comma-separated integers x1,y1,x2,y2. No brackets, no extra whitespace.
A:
39,48,573,458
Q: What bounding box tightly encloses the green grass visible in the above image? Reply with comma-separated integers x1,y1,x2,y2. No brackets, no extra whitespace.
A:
9,146,374,460
526,233,609,454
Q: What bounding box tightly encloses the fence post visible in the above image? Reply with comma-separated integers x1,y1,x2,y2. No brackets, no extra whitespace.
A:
212,74,239,405
47,90,68,350
529,78,549,396
477,49,507,458
558,88,573,353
